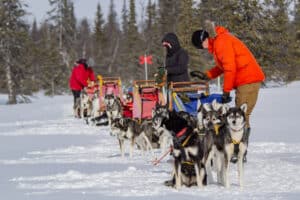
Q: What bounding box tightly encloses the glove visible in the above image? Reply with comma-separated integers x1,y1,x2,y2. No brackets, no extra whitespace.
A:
221,92,231,104
190,71,210,81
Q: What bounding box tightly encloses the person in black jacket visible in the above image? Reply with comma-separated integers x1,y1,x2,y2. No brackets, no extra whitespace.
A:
162,33,190,82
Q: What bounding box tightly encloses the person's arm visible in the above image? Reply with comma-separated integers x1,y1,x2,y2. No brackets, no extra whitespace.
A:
206,66,223,79
89,68,96,81
74,65,88,87
166,51,189,75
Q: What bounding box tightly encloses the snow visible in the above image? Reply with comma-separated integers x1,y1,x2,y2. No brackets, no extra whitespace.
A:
0,83,300,200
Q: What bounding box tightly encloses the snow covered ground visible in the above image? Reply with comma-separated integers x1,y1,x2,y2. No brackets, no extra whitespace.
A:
0,83,300,200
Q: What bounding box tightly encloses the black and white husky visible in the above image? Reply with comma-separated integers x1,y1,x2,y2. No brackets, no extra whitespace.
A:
80,89,93,122
110,118,153,158
197,100,225,184
154,110,207,189
104,94,123,126
213,103,248,188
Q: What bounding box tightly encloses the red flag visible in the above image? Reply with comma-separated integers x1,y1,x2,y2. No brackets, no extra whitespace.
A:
139,55,153,65
139,56,145,64
146,55,153,64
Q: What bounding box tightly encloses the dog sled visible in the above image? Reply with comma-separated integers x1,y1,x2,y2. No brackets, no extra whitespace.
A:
168,81,224,116
132,80,166,120
97,76,123,110
92,76,123,125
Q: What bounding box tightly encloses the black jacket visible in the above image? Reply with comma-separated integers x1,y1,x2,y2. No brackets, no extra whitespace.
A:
162,33,190,82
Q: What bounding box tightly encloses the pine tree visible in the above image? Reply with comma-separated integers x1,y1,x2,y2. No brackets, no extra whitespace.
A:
77,18,92,60
121,0,129,37
103,0,120,75
0,0,29,103
177,0,200,72
259,0,292,80
289,0,300,79
46,0,77,93
158,0,179,35
93,3,105,67
48,0,77,70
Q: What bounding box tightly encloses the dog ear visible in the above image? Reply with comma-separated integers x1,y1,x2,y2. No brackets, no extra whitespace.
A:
212,99,222,111
203,103,211,112
240,103,247,113
197,98,202,111
222,104,230,115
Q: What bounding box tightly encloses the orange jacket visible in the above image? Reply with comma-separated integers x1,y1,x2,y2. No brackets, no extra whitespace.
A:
206,26,265,92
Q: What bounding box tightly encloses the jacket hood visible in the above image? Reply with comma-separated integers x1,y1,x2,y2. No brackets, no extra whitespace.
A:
162,33,181,56
215,26,229,35
207,26,230,54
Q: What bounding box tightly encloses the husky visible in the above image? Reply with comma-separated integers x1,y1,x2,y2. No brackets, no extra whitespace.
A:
104,94,123,126
80,89,93,122
74,97,81,118
110,118,153,158
89,91,109,126
152,102,169,118
197,100,225,184
152,114,173,152
212,103,248,188
155,110,207,189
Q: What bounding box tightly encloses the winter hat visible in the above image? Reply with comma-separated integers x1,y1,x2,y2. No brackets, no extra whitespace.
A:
76,58,88,68
191,30,209,49
76,58,87,65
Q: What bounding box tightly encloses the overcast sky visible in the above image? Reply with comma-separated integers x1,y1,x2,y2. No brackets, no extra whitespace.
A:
22,0,150,25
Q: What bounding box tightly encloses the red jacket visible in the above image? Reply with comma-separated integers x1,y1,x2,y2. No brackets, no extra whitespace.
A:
206,26,265,92
69,64,96,91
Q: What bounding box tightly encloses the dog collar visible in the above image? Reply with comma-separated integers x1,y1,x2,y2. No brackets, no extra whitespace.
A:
176,127,187,138
230,127,245,132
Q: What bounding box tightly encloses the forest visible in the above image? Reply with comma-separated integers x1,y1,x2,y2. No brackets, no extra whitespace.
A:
0,0,299,104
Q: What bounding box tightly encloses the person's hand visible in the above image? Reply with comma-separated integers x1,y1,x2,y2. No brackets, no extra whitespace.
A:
190,71,210,81
221,92,231,104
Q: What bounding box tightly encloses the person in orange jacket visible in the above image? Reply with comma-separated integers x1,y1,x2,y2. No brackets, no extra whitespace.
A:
191,26,265,162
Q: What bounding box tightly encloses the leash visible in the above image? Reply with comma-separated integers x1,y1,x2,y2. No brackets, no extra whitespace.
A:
152,146,173,166
151,127,188,166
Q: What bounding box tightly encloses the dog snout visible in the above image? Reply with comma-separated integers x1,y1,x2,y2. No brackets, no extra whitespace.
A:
232,120,236,125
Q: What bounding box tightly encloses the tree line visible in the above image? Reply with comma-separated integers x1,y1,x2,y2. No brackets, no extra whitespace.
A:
0,0,299,104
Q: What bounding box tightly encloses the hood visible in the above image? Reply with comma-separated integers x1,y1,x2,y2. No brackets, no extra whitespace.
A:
207,26,229,54
215,26,229,35
162,33,181,56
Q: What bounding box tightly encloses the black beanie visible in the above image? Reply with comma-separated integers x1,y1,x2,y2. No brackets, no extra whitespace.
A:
191,30,209,49
76,58,87,65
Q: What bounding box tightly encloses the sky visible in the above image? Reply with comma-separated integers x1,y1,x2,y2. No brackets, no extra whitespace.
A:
22,0,150,26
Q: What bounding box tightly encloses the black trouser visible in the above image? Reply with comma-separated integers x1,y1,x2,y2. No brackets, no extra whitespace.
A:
72,90,81,108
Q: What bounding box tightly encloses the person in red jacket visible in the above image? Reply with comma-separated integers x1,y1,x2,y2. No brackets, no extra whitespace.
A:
191,26,265,162
69,58,96,115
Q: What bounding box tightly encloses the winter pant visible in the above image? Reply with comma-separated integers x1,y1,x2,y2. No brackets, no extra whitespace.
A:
235,82,261,128
72,90,81,108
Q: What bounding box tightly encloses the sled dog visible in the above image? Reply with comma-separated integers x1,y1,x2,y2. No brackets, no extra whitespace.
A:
110,118,153,158
153,110,207,189
80,89,93,121
213,103,248,188
104,94,123,126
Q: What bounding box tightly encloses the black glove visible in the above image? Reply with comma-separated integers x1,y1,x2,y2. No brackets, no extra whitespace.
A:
221,92,231,104
190,71,210,81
